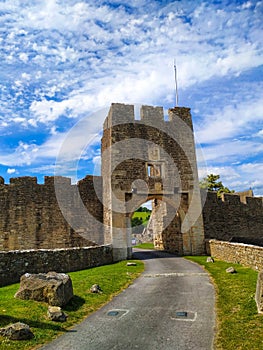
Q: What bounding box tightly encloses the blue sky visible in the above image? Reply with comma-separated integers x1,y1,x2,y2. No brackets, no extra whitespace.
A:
0,0,262,195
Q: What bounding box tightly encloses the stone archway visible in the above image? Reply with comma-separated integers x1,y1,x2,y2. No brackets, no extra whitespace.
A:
101,103,205,261
126,193,195,256
129,196,184,255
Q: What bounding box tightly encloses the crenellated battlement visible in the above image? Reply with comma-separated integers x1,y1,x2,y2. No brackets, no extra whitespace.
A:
168,107,193,130
202,190,263,243
202,190,263,208
103,103,193,129
44,176,72,187
0,176,73,188
10,176,38,186
0,175,103,252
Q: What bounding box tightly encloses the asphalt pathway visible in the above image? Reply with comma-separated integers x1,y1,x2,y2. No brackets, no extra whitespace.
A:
41,249,216,350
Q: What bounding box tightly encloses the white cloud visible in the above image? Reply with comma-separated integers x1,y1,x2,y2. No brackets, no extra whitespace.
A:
7,168,16,174
0,0,261,131
0,142,38,166
21,72,30,80
196,97,263,144
92,155,101,176
201,140,263,163
0,107,106,168
0,0,262,196
240,2,253,10
238,162,263,174
198,162,263,196
19,53,29,63
198,166,240,181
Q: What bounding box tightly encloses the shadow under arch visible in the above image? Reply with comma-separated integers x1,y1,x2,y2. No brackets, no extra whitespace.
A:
132,248,181,261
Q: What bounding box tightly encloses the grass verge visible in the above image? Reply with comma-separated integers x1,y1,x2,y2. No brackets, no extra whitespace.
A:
186,256,263,350
0,260,144,350
134,242,154,249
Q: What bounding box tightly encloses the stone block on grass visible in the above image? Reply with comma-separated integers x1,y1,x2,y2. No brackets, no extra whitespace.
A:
47,306,68,322
90,284,103,293
0,322,34,340
15,271,73,307
206,257,214,263
226,267,236,274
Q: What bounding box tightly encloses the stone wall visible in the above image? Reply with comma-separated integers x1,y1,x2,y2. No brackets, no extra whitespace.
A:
0,244,113,287
202,191,263,244
0,175,103,251
208,239,263,271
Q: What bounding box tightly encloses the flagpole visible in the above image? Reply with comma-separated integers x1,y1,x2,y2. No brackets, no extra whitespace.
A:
174,59,178,107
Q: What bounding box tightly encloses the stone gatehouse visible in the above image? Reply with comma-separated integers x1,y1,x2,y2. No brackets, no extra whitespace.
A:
0,103,262,261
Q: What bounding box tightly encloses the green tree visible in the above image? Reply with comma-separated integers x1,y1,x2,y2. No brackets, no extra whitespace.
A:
131,216,143,227
137,206,151,213
200,174,234,197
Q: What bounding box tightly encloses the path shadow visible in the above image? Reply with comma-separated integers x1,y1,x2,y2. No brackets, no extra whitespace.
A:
132,248,180,261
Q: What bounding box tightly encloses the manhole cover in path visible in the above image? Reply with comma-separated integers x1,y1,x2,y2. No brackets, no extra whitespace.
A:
107,311,119,316
171,311,197,321
106,309,129,319
176,311,188,317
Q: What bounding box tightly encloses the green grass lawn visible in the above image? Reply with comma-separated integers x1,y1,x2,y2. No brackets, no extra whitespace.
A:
0,260,144,350
186,256,263,350
134,242,154,249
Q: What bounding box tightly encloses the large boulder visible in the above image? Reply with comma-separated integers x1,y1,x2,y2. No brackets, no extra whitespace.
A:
14,271,73,307
0,322,34,340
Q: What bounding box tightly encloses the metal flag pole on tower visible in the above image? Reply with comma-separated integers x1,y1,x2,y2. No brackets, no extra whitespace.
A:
174,59,179,107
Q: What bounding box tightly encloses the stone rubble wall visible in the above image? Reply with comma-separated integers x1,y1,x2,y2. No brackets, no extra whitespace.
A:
202,191,263,244
0,244,113,287
208,239,263,271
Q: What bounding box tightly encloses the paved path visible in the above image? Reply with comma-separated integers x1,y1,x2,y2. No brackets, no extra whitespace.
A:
41,249,215,350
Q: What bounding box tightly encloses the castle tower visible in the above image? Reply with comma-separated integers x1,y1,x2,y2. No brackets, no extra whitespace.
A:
101,103,205,261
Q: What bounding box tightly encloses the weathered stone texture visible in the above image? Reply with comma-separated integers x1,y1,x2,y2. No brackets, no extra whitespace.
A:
0,245,113,287
47,306,68,322
0,175,103,251
15,271,74,306
0,322,34,340
208,239,263,271
102,104,205,259
152,199,183,255
202,191,263,244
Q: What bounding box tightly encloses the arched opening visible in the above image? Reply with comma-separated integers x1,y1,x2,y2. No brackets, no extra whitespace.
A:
131,200,153,247
127,195,184,255
150,198,183,255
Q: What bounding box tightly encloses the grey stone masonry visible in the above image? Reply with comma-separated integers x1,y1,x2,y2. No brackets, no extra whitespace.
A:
0,245,113,287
